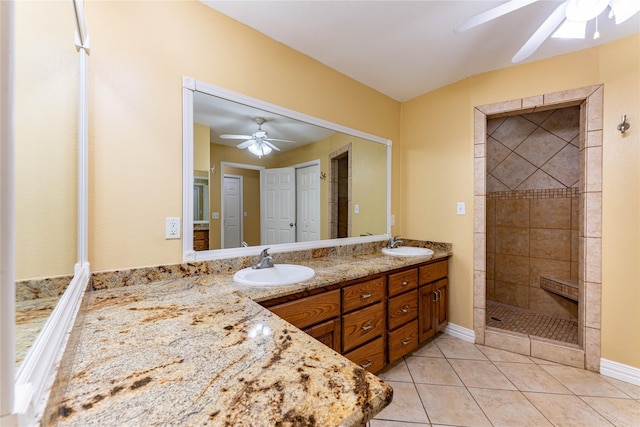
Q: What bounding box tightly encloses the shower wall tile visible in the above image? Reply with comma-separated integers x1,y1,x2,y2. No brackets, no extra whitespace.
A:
530,198,571,229
487,137,510,172
496,199,529,227
584,147,603,192
529,288,578,320
586,129,602,148
571,198,579,230
522,110,553,125
486,117,506,135
518,170,564,190
530,229,571,261
584,281,601,329
495,254,530,286
492,153,537,190
496,227,529,256
541,144,579,187
494,281,529,308
515,128,566,167
585,192,602,238
529,258,571,287
539,106,581,142
491,116,537,149
571,230,579,263
530,337,584,368
487,252,495,280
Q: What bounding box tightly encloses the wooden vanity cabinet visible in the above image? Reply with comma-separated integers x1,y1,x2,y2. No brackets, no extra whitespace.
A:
268,290,341,352
418,260,449,343
387,269,419,364
261,256,449,373
193,230,209,251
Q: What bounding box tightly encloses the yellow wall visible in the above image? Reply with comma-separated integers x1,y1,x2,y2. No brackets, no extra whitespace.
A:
81,1,400,270
14,1,78,280
401,34,640,369
193,123,210,172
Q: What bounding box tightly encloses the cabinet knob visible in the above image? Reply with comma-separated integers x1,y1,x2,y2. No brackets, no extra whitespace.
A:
361,359,372,369
361,322,373,331
402,280,410,286
360,292,372,299
402,338,412,345
401,305,411,313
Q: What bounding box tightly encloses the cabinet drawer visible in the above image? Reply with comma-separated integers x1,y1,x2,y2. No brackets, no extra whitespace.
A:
269,289,340,330
343,337,385,373
388,268,418,297
388,289,418,330
419,260,448,285
388,320,418,363
342,277,385,313
342,302,385,353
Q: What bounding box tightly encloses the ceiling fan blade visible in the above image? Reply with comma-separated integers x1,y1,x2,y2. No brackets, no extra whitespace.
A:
264,141,281,151
512,1,568,63
220,134,252,140
454,0,541,32
266,138,296,143
609,0,640,24
236,139,255,149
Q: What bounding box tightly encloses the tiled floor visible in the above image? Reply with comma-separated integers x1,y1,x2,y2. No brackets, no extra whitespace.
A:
370,333,640,427
486,300,578,344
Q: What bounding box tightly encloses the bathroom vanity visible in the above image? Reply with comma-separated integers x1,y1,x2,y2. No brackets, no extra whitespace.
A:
47,240,451,426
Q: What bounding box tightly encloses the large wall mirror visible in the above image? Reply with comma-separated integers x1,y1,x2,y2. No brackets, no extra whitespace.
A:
182,78,391,261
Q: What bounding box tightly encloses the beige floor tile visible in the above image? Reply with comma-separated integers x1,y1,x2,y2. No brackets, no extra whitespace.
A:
415,384,491,427
581,396,640,427
530,356,561,365
409,339,444,358
541,365,629,398
373,381,430,424
405,356,462,386
476,344,534,363
449,359,516,390
369,420,430,427
435,336,488,360
377,358,413,383
525,392,614,426
602,376,640,399
469,387,553,427
494,361,571,394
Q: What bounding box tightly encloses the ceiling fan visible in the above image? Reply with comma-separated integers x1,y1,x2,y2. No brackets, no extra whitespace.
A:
455,0,640,63
219,117,296,158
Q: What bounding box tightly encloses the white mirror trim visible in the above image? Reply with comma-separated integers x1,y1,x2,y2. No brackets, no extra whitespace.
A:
182,77,392,262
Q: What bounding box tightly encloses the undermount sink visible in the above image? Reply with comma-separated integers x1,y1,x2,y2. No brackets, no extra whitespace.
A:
233,264,315,287
382,246,434,257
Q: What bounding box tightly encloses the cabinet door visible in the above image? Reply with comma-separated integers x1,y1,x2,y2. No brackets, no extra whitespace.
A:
434,279,448,331
304,318,341,353
419,284,436,343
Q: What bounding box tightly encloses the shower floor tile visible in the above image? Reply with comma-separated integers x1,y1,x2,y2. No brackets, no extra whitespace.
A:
486,300,578,344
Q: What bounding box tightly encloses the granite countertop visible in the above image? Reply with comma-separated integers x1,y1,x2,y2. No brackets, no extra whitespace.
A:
52,243,451,426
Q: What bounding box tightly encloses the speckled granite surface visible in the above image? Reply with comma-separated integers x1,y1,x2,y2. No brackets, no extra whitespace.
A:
49,241,451,426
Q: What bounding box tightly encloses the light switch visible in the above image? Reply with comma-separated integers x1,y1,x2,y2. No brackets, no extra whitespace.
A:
354,204,360,214
212,212,219,219
457,202,466,215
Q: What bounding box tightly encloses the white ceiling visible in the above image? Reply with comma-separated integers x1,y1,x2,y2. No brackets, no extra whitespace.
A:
202,0,640,102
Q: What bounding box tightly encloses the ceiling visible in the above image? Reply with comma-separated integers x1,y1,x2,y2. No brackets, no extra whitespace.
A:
202,0,640,102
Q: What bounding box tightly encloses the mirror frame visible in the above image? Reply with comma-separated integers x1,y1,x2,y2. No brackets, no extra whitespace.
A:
182,77,392,261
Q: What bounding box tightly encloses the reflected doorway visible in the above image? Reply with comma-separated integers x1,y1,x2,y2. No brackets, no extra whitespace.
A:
329,144,352,239
222,175,242,248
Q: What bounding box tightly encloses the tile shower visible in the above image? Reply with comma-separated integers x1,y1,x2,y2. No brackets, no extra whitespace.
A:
485,107,580,344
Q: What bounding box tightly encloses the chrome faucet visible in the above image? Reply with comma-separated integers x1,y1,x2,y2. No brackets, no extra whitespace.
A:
387,235,404,249
252,248,274,269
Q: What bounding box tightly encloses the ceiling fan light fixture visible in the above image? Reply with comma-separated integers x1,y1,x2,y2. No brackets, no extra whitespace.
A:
248,141,272,158
565,0,609,22
609,0,640,24
552,19,587,38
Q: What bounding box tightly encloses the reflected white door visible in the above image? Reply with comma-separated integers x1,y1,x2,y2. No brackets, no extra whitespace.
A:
223,175,242,248
296,165,320,242
261,167,295,245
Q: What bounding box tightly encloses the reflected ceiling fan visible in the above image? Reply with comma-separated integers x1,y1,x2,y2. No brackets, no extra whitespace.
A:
219,117,296,158
455,0,640,63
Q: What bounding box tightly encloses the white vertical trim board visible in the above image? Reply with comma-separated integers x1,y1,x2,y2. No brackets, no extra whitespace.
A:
600,358,640,386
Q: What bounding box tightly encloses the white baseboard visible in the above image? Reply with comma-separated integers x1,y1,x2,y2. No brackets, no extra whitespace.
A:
443,323,475,343
600,358,640,386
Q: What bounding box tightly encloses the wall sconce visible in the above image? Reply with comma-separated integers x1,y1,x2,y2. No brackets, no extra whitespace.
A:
617,115,630,134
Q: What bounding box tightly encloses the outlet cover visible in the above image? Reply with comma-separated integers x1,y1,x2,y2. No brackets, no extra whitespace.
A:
165,217,181,239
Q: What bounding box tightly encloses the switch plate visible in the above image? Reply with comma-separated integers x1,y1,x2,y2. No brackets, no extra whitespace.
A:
212,212,219,219
456,202,466,215
165,217,181,239
354,204,360,214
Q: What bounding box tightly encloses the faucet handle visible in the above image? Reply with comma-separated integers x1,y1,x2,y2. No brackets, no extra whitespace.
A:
259,248,271,258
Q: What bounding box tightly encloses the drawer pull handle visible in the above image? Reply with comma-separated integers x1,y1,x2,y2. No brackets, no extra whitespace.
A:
433,291,439,302
401,305,411,313
402,280,410,286
402,338,412,346
361,359,372,369
360,292,372,299
361,322,373,331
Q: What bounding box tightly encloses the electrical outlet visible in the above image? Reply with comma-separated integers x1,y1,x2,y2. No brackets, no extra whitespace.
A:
165,217,181,239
